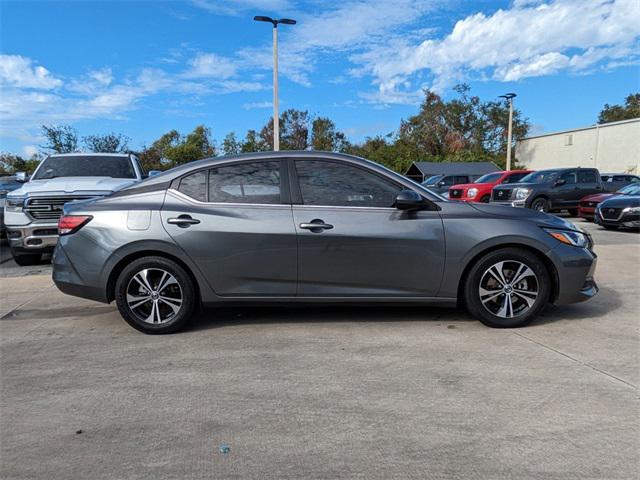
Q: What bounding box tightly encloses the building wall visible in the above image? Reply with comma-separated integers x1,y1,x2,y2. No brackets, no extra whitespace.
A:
516,118,640,174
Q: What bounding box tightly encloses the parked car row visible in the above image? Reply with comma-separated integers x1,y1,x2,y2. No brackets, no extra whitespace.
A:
434,167,638,230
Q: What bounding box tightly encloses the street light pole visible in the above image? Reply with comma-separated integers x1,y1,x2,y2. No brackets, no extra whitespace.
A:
254,16,296,152
499,93,517,171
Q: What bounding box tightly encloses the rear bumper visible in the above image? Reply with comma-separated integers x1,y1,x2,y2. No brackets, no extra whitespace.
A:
52,244,109,303
6,222,59,250
578,206,595,220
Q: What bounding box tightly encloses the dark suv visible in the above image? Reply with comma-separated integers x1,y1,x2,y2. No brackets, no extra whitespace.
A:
491,168,603,214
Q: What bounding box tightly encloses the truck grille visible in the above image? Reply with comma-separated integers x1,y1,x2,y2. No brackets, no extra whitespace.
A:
492,189,512,201
24,196,96,221
449,189,463,199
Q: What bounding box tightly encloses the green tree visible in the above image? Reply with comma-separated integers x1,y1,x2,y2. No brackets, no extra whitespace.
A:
82,133,130,153
259,109,310,150
310,117,350,152
137,126,216,170
0,153,42,175
222,132,242,155
40,125,78,154
241,129,268,153
598,93,640,124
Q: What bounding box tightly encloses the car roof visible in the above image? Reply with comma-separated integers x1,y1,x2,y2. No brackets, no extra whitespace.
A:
47,152,131,158
129,151,396,187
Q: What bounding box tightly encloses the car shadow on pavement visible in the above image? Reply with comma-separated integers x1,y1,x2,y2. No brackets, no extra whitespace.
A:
187,305,472,332
530,286,622,326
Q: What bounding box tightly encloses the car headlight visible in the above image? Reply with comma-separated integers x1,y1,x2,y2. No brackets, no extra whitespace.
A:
467,188,478,198
544,228,589,248
515,188,531,200
4,196,25,212
622,206,640,214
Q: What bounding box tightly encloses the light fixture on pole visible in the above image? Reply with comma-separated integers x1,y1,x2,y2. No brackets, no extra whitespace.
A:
499,93,517,171
254,16,297,152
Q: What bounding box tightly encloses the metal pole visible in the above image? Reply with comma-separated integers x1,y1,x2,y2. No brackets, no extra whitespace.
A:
506,97,514,171
272,25,279,151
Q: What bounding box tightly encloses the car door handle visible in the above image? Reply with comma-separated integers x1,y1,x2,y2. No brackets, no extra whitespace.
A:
299,219,334,232
167,215,201,227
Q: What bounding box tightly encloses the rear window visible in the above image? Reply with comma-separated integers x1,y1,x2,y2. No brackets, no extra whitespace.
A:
578,170,598,183
33,155,136,180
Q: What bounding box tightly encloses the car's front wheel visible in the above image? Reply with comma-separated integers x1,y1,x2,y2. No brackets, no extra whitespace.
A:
464,248,551,328
530,197,550,213
115,256,197,334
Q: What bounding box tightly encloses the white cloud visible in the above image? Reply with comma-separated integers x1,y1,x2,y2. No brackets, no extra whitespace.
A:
355,0,640,103
243,101,272,110
185,53,238,79
0,54,62,90
22,145,39,158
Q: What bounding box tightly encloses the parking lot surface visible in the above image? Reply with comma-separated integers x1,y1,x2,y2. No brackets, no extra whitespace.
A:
1,220,638,479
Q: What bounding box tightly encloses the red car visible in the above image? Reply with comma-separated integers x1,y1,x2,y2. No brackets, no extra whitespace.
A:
449,170,532,203
579,183,640,220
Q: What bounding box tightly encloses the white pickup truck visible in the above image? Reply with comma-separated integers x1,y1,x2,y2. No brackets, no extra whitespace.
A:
4,153,146,265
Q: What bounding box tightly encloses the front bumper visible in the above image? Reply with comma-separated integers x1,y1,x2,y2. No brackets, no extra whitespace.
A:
490,200,526,208
6,222,59,250
549,243,599,305
595,210,640,228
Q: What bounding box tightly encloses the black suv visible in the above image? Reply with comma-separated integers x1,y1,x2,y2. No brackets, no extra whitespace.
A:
491,168,603,214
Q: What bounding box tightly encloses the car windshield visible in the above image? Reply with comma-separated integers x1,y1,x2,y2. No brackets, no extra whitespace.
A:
33,155,136,180
618,184,640,195
519,170,562,184
422,175,443,186
474,172,502,184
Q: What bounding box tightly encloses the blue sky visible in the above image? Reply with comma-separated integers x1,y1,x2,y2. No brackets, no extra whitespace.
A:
1,0,638,157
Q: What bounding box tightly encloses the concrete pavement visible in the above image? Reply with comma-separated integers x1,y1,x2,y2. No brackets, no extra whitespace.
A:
0,220,638,479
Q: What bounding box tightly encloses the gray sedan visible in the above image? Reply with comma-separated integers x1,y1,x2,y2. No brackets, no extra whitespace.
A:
52,152,598,334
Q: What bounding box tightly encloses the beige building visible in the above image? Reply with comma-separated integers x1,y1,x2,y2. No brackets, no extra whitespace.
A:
516,118,640,174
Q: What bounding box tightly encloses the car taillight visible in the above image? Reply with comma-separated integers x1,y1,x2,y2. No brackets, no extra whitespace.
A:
58,215,93,235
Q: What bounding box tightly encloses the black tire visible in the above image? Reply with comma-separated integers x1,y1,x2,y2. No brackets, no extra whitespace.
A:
464,248,551,328
602,224,619,230
567,209,578,216
530,197,550,213
11,250,42,266
479,195,491,203
115,256,197,334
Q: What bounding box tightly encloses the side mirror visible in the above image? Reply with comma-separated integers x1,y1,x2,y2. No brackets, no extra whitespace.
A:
395,190,426,210
15,172,28,183
554,178,566,186
148,170,162,178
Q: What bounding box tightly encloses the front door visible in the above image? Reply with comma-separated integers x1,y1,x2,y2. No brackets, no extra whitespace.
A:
291,159,445,297
162,159,297,296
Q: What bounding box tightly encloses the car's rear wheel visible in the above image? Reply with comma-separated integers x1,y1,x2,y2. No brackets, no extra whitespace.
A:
530,197,549,213
11,249,42,266
115,256,197,334
567,209,578,216
602,224,619,230
464,248,550,328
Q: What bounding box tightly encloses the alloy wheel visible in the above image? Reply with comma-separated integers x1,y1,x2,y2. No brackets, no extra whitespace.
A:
126,268,183,324
478,260,539,318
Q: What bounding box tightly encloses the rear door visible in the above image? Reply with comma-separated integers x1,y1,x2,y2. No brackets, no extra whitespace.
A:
577,169,602,199
162,159,298,296
290,158,445,297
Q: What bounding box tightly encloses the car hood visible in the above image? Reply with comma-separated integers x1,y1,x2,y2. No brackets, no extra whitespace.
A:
7,177,137,197
469,202,580,230
582,192,615,202
451,183,490,190
493,182,543,190
599,195,640,208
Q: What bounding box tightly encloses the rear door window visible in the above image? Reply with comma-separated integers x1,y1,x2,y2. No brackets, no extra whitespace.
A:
578,170,598,183
560,171,577,184
208,161,282,204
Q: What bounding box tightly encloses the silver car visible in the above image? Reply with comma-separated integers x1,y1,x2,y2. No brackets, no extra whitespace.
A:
52,152,598,334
